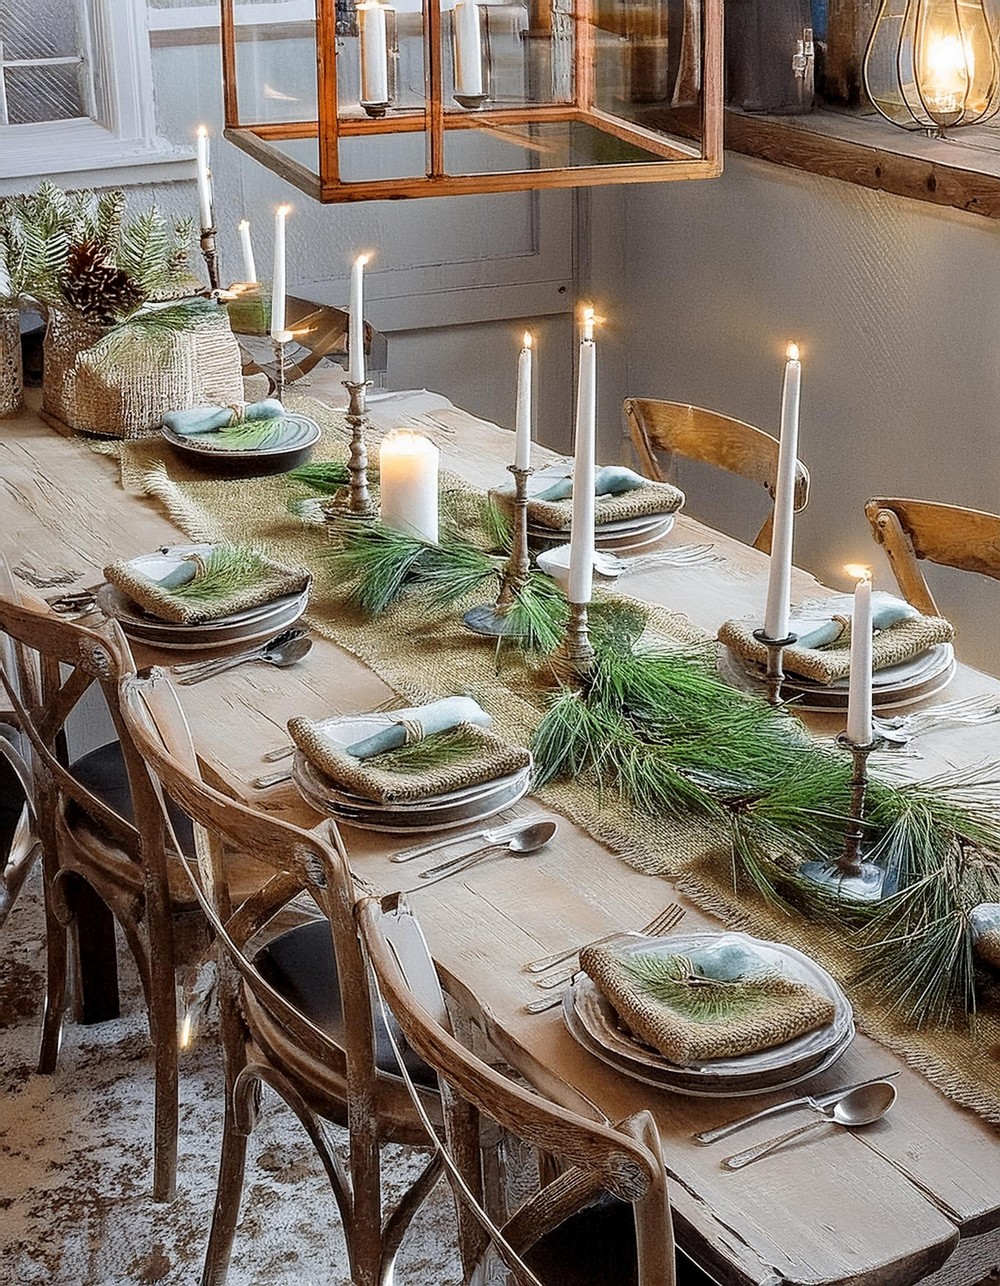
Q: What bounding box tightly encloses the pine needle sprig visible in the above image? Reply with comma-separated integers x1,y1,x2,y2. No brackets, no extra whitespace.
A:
503,573,568,653
166,545,275,603
328,522,430,614
620,951,784,1023
367,727,481,774
287,461,353,494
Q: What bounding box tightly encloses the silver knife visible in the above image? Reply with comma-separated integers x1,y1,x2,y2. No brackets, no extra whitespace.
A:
692,1071,901,1145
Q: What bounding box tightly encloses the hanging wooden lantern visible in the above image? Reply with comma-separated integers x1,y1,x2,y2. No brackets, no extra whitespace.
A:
219,0,722,201
863,0,1000,134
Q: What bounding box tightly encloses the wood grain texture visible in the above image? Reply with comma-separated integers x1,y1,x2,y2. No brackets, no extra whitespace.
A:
2,392,1000,1286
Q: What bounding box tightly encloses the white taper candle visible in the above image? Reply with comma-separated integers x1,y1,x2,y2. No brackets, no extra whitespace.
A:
270,204,290,338
238,219,257,283
195,126,213,231
453,0,484,98
349,253,369,384
763,342,802,640
358,2,390,105
514,332,532,470
845,567,874,745
567,307,597,605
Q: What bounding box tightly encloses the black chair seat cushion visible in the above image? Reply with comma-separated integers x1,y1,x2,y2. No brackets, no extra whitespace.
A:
254,919,437,1091
69,740,195,855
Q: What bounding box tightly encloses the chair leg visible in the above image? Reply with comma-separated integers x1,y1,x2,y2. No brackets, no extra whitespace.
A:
149,965,180,1204
201,1066,260,1286
37,859,70,1074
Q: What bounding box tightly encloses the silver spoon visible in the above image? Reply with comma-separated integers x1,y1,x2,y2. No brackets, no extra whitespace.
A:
391,815,554,864
172,627,307,676
416,819,558,883
177,633,313,686
722,1081,897,1170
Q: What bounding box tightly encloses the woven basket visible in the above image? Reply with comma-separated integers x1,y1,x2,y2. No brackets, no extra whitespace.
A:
42,305,244,439
0,306,23,419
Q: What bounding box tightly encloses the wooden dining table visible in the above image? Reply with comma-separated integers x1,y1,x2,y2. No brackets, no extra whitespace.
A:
3,386,1000,1286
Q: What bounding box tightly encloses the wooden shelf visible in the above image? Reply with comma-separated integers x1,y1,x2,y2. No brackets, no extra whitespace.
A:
725,108,1000,221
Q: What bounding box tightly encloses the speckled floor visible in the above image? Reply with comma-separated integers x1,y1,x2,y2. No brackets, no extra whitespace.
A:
0,871,463,1286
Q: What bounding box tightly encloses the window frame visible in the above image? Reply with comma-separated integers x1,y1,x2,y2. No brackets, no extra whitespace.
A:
0,0,193,195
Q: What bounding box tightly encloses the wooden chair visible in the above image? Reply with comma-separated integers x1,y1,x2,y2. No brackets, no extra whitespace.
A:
0,559,41,929
865,496,1000,617
357,893,718,1286
0,587,269,1202
117,653,443,1286
623,398,810,553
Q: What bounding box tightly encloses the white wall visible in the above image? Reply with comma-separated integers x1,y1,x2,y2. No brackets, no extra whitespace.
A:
591,156,1000,674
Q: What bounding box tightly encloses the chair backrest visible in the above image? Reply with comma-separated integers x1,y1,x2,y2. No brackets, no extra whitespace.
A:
623,397,810,553
356,893,677,1286
865,496,1000,618
116,654,388,1107
0,573,152,857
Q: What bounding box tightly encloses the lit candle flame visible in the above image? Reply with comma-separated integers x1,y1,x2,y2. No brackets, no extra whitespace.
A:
196,124,208,140
277,203,292,217
238,218,249,231
357,253,371,267
786,342,800,362
844,563,872,583
523,331,532,349
582,306,596,341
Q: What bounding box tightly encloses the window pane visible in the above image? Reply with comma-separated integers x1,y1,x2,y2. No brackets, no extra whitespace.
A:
5,64,84,123
0,0,81,60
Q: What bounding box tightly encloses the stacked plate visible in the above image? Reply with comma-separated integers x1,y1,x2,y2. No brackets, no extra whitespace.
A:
721,643,956,712
96,546,309,653
291,713,532,834
161,411,320,477
563,931,854,1098
525,465,676,553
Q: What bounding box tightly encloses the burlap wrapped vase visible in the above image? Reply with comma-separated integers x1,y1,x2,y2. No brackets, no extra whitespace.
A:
42,304,244,440
0,306,23,419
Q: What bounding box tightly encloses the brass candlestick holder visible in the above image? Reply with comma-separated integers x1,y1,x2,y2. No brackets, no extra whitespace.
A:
326,378,376,520
752,628,798,706
463,464,533,636
551,600,596,686
800,733,887,901
199,225,221,291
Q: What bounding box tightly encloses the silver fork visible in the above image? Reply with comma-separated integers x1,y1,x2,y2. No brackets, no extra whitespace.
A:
523,905,686,1013
525,902,685,973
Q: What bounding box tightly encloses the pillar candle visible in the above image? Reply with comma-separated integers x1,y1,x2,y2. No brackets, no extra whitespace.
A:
762,342,802,640
453,0,484,98
567,307,597,605
195,126,213,231
514,331,533,470
846,567,874,745
270,204,290,339
379,430,439,543
349,254,369,383
358,2,390,104
238,219,257,283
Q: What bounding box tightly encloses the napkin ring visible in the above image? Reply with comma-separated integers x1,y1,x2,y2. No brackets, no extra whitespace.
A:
397,717,425,746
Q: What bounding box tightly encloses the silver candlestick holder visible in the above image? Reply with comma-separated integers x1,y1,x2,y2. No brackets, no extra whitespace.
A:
326,378,376,520
752,628,798,706
800,733,887,901
463,464,533,637
551,600,596,686
272,331,291,404
199,224,221,291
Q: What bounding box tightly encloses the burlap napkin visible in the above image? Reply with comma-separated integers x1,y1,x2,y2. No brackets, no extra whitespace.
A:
493,471,684,533
581,937,836,1063
104,546,311,625
718,612,954,685
288,714,531,804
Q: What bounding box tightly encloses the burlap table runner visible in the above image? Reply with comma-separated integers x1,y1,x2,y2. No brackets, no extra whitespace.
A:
719,613,955,684
94,388,1000,1127
581,942,836,1063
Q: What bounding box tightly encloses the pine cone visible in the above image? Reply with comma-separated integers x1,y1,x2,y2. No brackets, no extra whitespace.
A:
59,240,144,326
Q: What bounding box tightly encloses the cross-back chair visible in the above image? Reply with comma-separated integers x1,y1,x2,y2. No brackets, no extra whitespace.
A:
864,496,1000,617
0,583,270,1202
117,652,443,1286
0,559,41,929
623,398,810,553
358,893,715,1286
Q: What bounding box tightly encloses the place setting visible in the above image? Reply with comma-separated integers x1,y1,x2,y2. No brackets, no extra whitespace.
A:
283,694,534,835
92,542,312,654
159,396,321,477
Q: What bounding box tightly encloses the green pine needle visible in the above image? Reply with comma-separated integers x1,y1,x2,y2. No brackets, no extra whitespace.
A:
288,461,353,494
366,727,481,774
620,951,784,1024
166,545,273,603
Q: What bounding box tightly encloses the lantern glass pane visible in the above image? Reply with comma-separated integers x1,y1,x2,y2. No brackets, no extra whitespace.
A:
232,0,318,125
338,130,432,182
